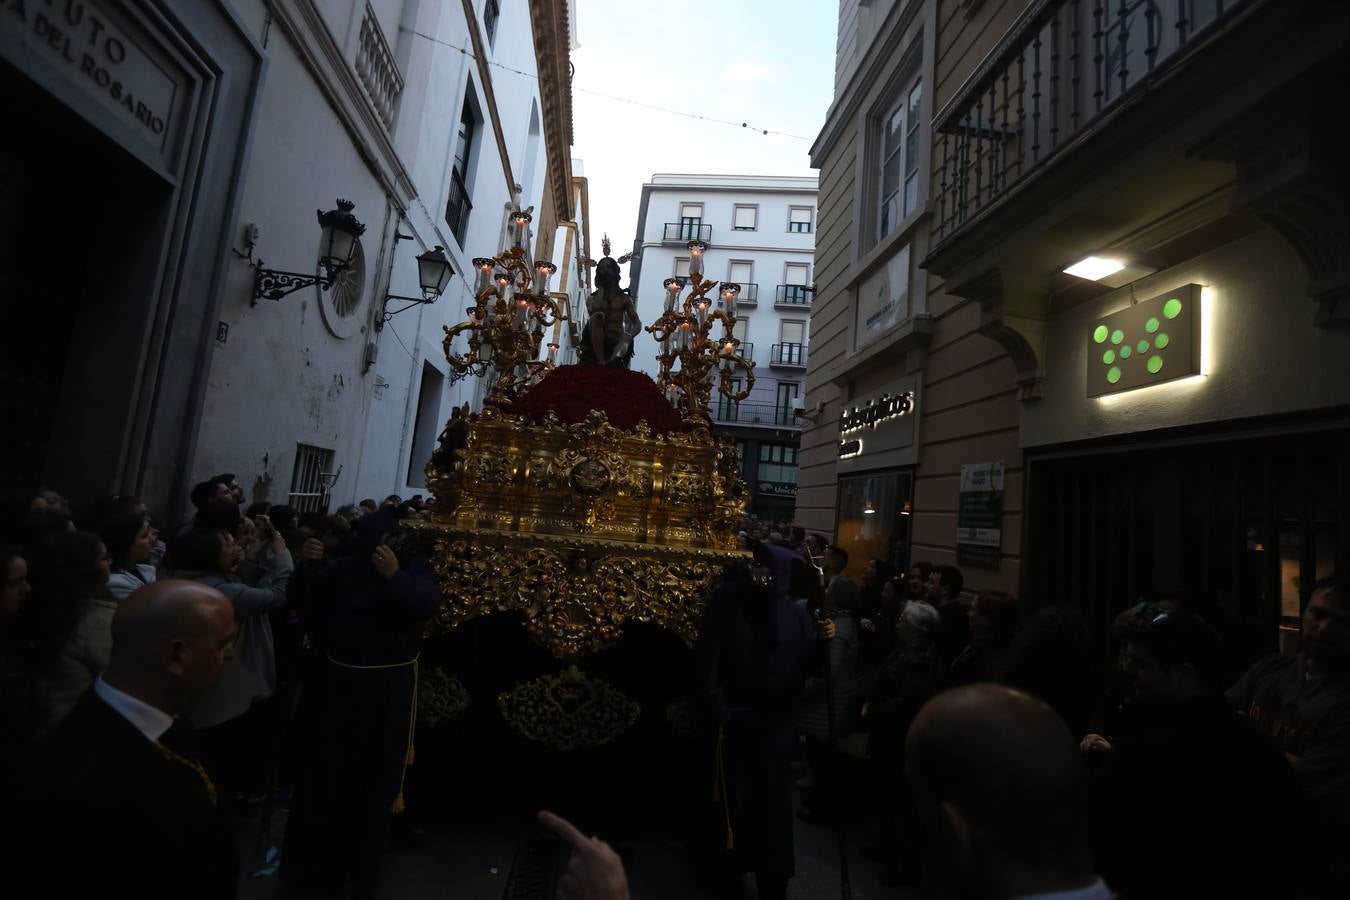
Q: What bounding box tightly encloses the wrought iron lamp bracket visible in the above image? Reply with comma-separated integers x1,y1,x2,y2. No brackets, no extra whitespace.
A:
250,263,331,306
377,293,434,329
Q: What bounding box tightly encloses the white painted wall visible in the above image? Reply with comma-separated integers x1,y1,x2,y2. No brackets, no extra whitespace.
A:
1021,229,1350,448
192,0,558,510
630,175,818,411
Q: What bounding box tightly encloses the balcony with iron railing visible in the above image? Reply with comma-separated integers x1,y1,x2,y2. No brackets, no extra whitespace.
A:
445,168,472,246
712,400,802,429
663,222,713,244
775,284,814,308
770,343,807,368
933,0,1256,249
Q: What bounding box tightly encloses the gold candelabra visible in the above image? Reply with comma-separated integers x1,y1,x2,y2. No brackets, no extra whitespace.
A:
646,240,754,421
442,211,564,406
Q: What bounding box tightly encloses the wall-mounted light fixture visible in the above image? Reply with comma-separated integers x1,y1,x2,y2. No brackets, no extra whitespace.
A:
1063,254,1157,289
377,239,454,330
237,199,368,306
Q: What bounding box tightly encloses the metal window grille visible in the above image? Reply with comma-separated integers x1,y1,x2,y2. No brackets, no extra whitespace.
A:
288,444,336,513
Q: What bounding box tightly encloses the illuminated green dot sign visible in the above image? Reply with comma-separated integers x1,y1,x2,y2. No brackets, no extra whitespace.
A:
1086,283,1201,398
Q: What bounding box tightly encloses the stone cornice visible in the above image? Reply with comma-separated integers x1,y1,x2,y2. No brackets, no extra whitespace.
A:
814,314,936,388
460,0,517,198
530,0,574,220
279,1,416,204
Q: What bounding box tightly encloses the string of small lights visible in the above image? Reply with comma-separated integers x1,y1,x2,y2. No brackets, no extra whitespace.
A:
402,28,811,142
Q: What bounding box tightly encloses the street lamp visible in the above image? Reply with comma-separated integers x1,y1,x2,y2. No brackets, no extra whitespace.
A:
240,199,369,305
378,243,456,329
316,199,366,275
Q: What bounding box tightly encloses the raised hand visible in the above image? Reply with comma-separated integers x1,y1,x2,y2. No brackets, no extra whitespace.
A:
537,810,630,900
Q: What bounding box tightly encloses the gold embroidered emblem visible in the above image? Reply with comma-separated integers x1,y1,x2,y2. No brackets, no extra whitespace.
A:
497,666,640,751
418,667,470,726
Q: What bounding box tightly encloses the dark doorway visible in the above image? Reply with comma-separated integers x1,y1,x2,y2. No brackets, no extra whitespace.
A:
0,60,171,513
1024,423,1350,671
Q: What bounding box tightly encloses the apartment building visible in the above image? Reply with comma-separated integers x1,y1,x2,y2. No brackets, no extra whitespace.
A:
629,174,819,522
807,0,1350,663
799,0,940,579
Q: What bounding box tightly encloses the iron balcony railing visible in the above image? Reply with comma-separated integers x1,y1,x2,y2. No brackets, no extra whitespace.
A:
775,284,814,306
734,342,754,362
770,343,807,367
934,0,1254,246
712,400,802,428
663,222,713,243
717,283,759,309
445,167,472,246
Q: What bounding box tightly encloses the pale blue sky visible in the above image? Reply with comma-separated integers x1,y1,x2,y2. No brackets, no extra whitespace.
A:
570,0,838,275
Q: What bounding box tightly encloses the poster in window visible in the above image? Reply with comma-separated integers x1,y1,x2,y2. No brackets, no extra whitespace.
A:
857,244,910,348
956,461,1004,570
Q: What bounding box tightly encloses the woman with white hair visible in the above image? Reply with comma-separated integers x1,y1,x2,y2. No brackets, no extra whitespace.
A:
862,599,947,885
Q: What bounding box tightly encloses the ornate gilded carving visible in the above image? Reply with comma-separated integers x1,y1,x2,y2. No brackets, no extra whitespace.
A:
426,408,746,553
418,667,470,726
421,529,731,658
570,459,612,495
498,666,640,751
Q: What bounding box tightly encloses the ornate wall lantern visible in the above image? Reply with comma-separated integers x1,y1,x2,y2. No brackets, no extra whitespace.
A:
240,199,368,305
377,244,456,330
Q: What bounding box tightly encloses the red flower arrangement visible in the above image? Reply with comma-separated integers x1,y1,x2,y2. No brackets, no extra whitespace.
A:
508,365,689,435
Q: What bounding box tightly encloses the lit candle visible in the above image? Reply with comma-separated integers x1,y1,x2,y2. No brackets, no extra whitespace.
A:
495,271,513,305
546,342,559,364
695,298,710,327
535,260,557,292
686,240,707,278
722,339,736,356
473,258,496,295
678,320,693,349
721,282,740,319
514,297,530,328
511,209,532,249
663,277,682,312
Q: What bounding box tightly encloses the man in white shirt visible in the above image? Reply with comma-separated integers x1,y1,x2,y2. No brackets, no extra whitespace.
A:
15,579,239,900
907,685,1113,900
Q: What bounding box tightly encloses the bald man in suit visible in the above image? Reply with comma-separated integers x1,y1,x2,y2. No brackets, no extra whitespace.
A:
15,580,239,899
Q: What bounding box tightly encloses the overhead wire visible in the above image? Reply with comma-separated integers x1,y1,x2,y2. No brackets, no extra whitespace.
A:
401,28,811,142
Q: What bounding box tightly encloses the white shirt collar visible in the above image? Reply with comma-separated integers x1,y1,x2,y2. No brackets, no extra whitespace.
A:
1013,879,1113,900
94,676,175,742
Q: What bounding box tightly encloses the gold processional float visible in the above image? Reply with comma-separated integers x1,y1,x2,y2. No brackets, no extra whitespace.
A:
411,213,756,760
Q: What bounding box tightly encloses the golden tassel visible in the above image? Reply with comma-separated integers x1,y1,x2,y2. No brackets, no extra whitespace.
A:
390,792,405,814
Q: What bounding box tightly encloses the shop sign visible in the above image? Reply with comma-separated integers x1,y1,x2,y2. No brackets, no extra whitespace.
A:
758,481,797,498
841,391,915,434
836,378,920,474
838,438,862,459
2,0,180,154
956,461,1004,570
1087,284,1201,397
